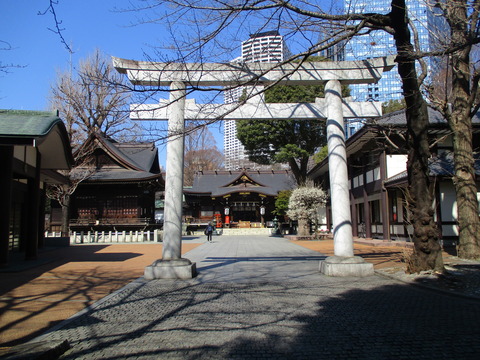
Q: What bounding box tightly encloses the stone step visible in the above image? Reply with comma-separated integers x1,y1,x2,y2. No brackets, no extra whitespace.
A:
218,228,273,236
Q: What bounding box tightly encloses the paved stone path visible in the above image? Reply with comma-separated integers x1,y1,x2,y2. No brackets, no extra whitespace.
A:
36,235,480,359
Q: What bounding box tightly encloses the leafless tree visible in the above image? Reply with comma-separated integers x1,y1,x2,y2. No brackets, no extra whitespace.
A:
47,49,137,234
426,1,480,260
38,0,74,54
50,49,137,144
0,41,25,75
184,124,223,186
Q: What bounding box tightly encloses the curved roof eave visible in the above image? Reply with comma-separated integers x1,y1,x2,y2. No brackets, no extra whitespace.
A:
0,110,73,170
94,135,145,171
85,172,164,183
36,121,74,169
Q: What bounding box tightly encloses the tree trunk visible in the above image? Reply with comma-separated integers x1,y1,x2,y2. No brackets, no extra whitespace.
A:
297,219,310,236
288,157,307,185
446,1,480,259
391,0,444,272
61,194,70,237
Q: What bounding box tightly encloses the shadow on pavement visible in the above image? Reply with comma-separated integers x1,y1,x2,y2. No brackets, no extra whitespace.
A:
37,278,480,359
0,246,142,294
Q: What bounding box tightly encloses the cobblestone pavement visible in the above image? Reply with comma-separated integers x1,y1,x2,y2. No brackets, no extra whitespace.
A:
34,235,480,360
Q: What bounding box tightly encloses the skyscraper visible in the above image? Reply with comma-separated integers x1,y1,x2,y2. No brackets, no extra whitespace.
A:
241,30,286,63
344,0,445,102
223,31,289,170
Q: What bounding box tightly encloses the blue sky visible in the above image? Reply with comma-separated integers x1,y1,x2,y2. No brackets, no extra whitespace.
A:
0,0,231,165
0,0,167,110
0,0,333,166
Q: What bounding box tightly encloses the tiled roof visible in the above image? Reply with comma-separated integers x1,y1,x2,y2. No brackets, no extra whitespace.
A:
0,110,64,137
373,107,447,127
95,135,159,173
308,106,480,180
186,170,295,196
0,109,73,171
87,170,162,182
81,134,163,184
116,143,160,173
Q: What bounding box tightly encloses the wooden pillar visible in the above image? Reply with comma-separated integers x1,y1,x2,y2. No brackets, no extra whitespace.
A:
349,162,358,237
435,181,443,239
380,151,390,240
38,190,46,249
363,188,372,239
351,192,358,237
25,149,41,260
0,146,13,267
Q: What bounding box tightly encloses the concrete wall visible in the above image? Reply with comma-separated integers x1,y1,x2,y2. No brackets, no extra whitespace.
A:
386,155,407,178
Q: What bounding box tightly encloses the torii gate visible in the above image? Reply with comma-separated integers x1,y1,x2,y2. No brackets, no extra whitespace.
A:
113,57,395,279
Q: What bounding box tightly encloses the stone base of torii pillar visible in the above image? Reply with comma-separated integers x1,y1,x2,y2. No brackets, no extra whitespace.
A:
320,256,374,277
144,258,197,280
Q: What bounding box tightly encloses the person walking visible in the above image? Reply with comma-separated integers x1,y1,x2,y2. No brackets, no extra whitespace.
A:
205,222,214,242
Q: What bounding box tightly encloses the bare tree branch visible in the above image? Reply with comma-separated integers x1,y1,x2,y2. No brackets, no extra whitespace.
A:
38,0,73,54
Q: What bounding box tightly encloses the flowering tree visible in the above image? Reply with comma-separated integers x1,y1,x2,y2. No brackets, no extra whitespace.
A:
287,186,328,236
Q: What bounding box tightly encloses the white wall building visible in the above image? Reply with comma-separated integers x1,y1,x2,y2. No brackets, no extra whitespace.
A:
309,107,480,244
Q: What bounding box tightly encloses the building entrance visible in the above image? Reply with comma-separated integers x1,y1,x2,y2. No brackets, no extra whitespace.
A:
231,201,259,222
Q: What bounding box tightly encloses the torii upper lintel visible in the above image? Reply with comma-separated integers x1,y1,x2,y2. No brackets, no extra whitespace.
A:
113,56,395,87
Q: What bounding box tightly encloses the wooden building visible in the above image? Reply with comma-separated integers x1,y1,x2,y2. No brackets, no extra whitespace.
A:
62,133,164,232
0,110,72,267
184,169,295,228
309,107,480,243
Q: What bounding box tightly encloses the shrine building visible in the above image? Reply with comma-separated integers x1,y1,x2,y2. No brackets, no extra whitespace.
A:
184,169,295,229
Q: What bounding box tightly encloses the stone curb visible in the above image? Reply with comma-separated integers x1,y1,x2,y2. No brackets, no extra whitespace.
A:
0,340,70,360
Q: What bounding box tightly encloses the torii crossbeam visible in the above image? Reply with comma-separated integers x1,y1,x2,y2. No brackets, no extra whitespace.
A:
114,57,395,279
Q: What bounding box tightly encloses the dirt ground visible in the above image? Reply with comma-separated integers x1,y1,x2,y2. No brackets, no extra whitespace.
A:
294,240,408,269
294,239,480,300
0,243,200,347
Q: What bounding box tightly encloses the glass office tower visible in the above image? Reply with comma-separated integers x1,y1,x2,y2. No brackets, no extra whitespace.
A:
344,0,445,102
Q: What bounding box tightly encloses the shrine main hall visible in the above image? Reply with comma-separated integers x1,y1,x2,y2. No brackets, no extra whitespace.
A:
183,169,295,228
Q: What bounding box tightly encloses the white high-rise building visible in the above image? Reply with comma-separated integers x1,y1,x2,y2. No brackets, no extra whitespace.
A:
224,31,289,170
242,30,286,63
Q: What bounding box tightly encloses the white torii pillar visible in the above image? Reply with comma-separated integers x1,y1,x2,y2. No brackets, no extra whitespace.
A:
144,81,197,280
113,57,394,279
319,80,374,276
